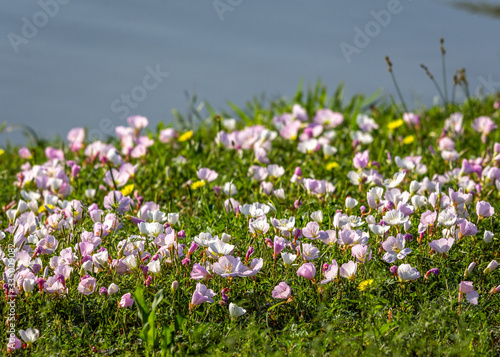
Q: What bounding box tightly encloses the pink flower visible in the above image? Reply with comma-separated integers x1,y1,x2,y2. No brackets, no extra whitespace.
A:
45,147,64,161
428,238,454,256
127,115,148,130
476,201,494,218
18,146,32,159
472,116,497,143
190,283,216,309
296,262,316,280
339,261,357,281
7,335,22,352
314,109,343,128
190,263,211,280
119,293,134,308
67,127,85,151
459,220,478,238
77,276,96,295
351,244,372,263
321,259,339,284
403,112,420,126
159,128,177,143
130,145,147,158
272,282,292,299
459,281,479,305
353,150,369,169
302,222,327,240
197,168,218,182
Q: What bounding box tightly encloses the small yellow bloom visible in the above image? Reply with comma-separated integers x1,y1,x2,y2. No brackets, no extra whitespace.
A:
387,119,404,131
0,149,4,156
178,130,193,142
38,204,55,213
357,279,374,291
191,180,206,190
403,135,415,144
326,161,339,170
120,184,134,196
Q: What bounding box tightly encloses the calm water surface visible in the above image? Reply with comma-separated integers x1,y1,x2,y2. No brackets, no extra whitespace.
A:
0,0,499,144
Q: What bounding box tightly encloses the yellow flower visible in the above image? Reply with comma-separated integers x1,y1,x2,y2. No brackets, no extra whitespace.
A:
178,130,193,142
403,135,415,144
120,184,134,196
387,119,404,131
326,161,339,170
0,149,4,156
38,204,55,213
357,279,374,291
191,180,206,190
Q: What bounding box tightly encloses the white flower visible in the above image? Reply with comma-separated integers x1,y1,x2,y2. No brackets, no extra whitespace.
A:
281,252,297,266
229,303,246,319
484,231,494,243
347,171,363,185
311,210,323,224
208,239,235,257
122,255,137,270
267,164,285,179
138,222,164,237
222,118,236,131
395,156,415,170
108,283,120,295
383,209,408,226
437,208,457,228
411,195,428,210
273,217,295,231
368,224,390,236
383,171,406,188
167,213,179,225
409,180,421,193
147,259,161,274
223,182,238,196
323,144,338,157
273,188,285,200
345,197,359,209
22,278,36,293
19,328,39,343
239,203,270,218
484,260,498,274
221,233,232,243
194,232,217,248
148,210,167,223
397,264,420,282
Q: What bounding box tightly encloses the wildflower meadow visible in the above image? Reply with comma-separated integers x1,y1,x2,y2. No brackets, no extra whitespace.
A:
1,81,500,356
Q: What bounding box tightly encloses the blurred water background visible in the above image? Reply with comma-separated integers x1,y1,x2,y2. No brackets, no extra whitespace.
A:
0,0,499,144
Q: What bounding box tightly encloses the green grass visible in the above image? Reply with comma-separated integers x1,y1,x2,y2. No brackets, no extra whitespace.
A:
1,82,500,356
